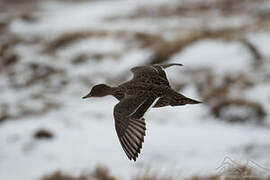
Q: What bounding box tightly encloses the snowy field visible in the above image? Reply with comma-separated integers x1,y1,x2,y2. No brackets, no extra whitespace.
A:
0,0,270,179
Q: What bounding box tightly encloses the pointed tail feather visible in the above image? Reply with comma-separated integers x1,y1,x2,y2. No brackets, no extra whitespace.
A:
169,96,202,106
182,98,202,105
153,89,202,108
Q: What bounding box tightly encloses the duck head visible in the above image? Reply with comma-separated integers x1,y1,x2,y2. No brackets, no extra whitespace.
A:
82,84,112,99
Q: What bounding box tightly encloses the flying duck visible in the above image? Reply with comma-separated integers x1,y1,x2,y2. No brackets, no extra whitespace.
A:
83,63,201,161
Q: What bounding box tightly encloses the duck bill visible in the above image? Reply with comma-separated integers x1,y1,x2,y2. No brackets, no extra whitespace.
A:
82,93,92,99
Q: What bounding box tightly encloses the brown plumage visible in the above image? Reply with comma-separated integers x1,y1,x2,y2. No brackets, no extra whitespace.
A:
83,63,201,161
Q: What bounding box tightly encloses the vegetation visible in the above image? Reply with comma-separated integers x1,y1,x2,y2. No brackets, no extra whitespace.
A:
41,164,270,180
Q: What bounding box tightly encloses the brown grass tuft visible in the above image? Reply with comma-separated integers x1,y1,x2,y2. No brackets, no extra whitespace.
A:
137,26,252,65
0,104,10,123
189,175,220,180
41,166,116,180
211,98,266,123
8,62,65,88
92,166,116,180
240,39,263,67
122,0,266,19
34,129,54,140
133,175,172,180
43,31,108,54
41,171,87,180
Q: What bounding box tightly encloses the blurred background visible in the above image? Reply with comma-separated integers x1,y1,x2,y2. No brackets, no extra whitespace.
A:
0,0,270,179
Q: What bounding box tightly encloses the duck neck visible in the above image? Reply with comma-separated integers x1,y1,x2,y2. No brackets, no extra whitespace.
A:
110,86,124,100
102,84,115,96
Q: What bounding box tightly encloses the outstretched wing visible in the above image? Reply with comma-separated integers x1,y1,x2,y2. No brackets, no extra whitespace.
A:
113,94,156,161
130,63,183,86
130,65,162,84
153,63,183,82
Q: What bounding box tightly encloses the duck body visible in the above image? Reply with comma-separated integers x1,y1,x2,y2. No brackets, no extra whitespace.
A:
83,63,201,161
110,64,199,107
111,81,169,101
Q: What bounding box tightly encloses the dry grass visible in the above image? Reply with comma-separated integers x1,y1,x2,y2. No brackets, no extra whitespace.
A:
41,164,270,180
0,20,9,33
119,0,267,19
133,176,172,180
240,39,264,67
71,52,121,65
177,67,267,124
43,31,104,54
186,68,256,102
189,161,269,179
42,171,88,180
43,23,270,66
34,129,54,140
223,73,255,90
0,35,22,70
211,98,266,123
7,62,65,88
121,0,270,66
19,101,60,118
43,30,129,54
197,73,254,104
0,100,61,122
41,166,116,180
189,175,220,180
92,166,116,180
135,24,264,65
0,104,10,123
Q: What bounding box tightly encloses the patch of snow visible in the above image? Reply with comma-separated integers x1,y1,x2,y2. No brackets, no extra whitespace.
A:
170,40,253,73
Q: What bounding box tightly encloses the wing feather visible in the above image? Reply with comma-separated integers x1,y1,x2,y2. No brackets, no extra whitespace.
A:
130,64,183,86
114,95,156,161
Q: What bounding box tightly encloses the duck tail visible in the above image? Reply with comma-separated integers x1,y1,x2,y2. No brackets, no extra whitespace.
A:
153,89,202,108
181,97,202,105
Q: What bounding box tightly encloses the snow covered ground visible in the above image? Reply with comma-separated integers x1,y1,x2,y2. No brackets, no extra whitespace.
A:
0,0,270,179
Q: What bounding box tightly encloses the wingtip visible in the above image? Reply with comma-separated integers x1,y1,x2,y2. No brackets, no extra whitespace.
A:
128,156,137,162
160,63,184,68
172,63,183,66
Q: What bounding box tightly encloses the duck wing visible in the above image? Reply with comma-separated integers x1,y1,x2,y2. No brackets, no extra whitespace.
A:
130,65,165,84
113,94,156,161
153,63,183,82
130,63,183,86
